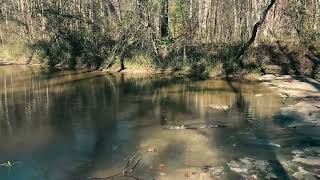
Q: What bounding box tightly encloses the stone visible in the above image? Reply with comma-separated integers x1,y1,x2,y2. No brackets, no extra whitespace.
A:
292,147,320,166
292,167,317,180
227,157,276,179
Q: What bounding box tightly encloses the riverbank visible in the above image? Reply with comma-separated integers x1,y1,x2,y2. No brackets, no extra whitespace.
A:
259,74,320,130
259,74,320,179
0,60,28,66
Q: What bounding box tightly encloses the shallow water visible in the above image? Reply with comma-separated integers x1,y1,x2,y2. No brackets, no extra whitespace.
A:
0,66,318,180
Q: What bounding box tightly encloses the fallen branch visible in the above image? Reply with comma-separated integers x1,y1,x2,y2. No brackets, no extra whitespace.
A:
88,153,144,180
164,123,229,130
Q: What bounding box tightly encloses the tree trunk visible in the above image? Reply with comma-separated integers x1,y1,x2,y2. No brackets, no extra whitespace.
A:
0,26,4,43
160,0,169,38
233,0,276,67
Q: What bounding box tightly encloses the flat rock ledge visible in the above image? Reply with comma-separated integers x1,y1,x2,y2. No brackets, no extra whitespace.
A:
259,74,320,98
260,74,320,131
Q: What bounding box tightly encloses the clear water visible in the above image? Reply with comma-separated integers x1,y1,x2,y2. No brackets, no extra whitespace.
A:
0,66,317,180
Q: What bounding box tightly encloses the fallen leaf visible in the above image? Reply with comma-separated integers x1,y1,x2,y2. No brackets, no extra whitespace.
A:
159,164,165,173
184,171,192,177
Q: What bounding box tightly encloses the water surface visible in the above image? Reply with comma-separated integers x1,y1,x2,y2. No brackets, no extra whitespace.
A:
0,66,313,179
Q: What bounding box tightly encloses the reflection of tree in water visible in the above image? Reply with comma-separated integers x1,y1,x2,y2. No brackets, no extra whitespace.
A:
223,80,290,179
0,67,293,179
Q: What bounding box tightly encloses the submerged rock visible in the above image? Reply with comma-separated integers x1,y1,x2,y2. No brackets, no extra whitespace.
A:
314,169,320,178
276,101,320,137
280,101,320,124
200,165,226,179
262,76,320,98
292,147,320,166
164,123,229,130
227,157,277,179
292,167,317,180
293,156,320,166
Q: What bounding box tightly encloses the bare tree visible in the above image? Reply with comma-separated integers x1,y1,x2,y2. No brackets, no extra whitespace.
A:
233,0,276,67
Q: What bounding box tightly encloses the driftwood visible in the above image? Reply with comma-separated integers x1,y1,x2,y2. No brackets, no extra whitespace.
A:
88,153,144,180
233,0,276,67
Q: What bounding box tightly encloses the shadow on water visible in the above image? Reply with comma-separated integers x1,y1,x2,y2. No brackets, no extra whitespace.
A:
39,68,92,79
225,80,290,180
295,76,320,91
0,66,301,179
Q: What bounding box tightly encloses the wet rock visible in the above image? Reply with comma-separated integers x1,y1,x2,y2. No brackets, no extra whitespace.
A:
164,123,229,130
227,157,277,179
259,74,292,81
208,166,225,177
281,102,320,125
200,165,225,178
292,167,317,180
259,74,277,81
277,101,320,136
313,169,320,178
292,147,320,166
262,76,320,98
293,156,320,166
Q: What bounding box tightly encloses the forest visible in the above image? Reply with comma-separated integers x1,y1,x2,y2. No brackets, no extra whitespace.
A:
1,1,320,179
0,0,320,78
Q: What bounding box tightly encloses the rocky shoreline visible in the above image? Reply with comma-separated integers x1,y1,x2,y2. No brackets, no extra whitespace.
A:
259,74,320,129
258,74,320,179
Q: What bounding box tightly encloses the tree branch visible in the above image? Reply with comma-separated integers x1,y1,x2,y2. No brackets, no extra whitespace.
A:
233,0,276,67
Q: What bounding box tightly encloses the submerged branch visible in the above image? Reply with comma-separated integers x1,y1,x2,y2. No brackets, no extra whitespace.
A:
88,153,144,180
